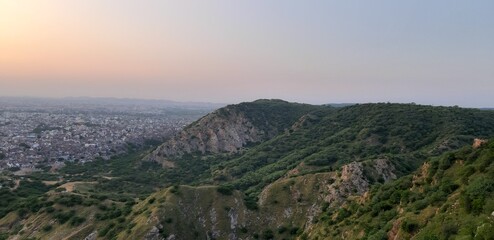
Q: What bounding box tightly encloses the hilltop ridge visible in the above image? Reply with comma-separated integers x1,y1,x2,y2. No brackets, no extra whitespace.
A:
148,99,323,164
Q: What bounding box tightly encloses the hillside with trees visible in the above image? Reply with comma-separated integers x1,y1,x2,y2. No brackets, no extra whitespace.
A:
1,100,494,240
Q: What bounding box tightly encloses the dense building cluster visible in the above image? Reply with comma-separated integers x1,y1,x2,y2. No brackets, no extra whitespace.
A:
0,109,196,170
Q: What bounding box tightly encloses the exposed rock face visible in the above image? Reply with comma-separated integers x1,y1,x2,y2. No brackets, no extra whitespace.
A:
148,108,269,163
84,231,97,240
127,160,400,240
147,99,320,167
373,158,397,182
324,160,397,206
158,109,267,157
144,226,163,240
325,162,369,205
473,138,488,149
148,100,317,164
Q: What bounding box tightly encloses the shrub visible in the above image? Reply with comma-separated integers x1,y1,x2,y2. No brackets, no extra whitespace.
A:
262,229,274,240
367,230,387,240
439,153,455,170
413,199,428,211
441,222,458,239
244,196,258,210
217,185,234,195
277,226,287,234
54,210,75,224
45,206,55,213
462,177,494,214
401,219,419,233
170,185,179,194
290,227,300,235
69,216,86,226
42,225,53,232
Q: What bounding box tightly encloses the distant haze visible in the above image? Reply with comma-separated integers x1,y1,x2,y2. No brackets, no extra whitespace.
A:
1,1,493,107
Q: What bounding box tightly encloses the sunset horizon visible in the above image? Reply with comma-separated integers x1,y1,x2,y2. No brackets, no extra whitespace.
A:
1,1,493,107
2,2,494,239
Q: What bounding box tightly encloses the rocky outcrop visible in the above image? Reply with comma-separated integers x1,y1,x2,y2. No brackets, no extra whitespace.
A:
126,159,400,239
473,138,488,149
324,162,369,205
148,100,318,164
84,231,97,240
144,226,163,240
148,108,269,163
324,160,397,206
373,158,397,182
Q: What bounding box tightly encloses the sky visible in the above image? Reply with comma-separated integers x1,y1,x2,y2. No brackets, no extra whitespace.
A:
0,1,493,107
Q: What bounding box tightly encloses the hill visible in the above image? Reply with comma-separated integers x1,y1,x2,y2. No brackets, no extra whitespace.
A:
2,100,494,240
155,103,494,198
147,99,323,164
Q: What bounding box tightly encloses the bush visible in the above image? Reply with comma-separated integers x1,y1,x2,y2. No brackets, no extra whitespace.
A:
244,196,258,210
17,208,28,218
413,199,428,211
170,185,180,194
401,219,419,233
217,185,234,195
42,225,53,232
462,177,494,214
441,222,458,239
69,216,86,226
45,206,55,213
419,235,439,240
367,230,387,240
55,194,83,207
290,227,300,235
277,226,287,234
54,210,75,224
262,229,274,240
439,153,455,170
335,208,351,221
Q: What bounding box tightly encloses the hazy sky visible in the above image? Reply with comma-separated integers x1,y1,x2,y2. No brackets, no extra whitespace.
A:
1,1,493,107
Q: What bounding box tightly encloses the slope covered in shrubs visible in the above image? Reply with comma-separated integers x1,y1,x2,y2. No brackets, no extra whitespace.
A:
309,139,494,239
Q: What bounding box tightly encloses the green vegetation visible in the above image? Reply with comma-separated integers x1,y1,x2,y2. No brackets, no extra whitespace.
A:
59,150,171,198
2,101,494,239
0,179,52,218
195,99,322,134
310,139,494,239
211,104,494,199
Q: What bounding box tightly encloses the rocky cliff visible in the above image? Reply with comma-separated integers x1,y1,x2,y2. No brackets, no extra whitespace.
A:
148,100,321,164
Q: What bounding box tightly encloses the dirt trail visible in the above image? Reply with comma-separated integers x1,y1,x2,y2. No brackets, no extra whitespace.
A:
58,182,97,192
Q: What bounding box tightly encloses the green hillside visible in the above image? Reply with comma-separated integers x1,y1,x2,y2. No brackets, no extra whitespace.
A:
309,139,494,240
203,103,494,197
1,101,494,240
210,99,324,134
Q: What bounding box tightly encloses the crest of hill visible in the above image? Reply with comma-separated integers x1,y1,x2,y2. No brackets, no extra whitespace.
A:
148,99,324,162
